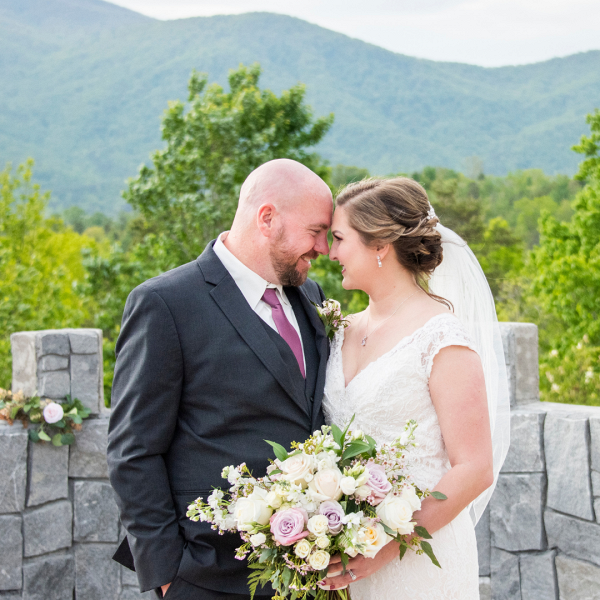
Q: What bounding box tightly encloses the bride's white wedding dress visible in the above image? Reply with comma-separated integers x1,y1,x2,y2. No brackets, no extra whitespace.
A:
323,313,480,600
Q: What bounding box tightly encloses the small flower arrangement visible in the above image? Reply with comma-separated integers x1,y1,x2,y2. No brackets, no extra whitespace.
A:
312,299,350,340
187,417,446,600
0,388,91,446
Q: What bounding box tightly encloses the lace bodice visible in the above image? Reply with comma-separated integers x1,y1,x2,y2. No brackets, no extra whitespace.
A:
322,313,480,600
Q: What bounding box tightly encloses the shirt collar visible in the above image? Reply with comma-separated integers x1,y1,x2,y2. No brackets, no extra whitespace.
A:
213,232,289,310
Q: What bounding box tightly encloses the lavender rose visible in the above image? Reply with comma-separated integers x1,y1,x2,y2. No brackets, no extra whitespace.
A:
319,500,345,534
43,402,64,424
366,462,392,505
270,508,309,546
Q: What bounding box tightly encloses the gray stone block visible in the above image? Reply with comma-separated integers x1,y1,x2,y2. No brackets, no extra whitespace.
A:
69,418,109,478
476,504,491,576
0,515,22,591
23,500,72,557
22,554,74,600
500,323,539,406
75,543,120,600
38,356,69,371
74,481,119,542
491,473,546,552
595,499,600,524
35,332,70,357
0,592,22,599
480,577,491,600
0,427,27,513
121,566,138,587
556,554,600,600
120,587,155,599
69,330,100,355
545,413,594,521
591,417,600,473
10,332,37,397
592,471,600,497
491,548,521,600
26,442,68,507
70,353,101,414
520,551,557,600
502,411,545,473
38,371,70,399
545,509,600,566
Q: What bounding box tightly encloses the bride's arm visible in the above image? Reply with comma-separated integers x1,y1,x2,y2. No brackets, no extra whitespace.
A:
322,344,493,590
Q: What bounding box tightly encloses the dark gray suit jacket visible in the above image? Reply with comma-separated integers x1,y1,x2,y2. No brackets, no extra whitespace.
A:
107,241,329,595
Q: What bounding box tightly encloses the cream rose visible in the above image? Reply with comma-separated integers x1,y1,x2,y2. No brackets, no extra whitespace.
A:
316,536,330,549
401,486,421,512
294,538,312,559
308,468,343,501
354,485,371,501
358,522,392,558
376,495,415,535
250,532,267,546
340,476,357,495
308,549,331,571
307,515,329,537
43,402,64,424
234,488,273,531
281,453,315,487
265,491,283,509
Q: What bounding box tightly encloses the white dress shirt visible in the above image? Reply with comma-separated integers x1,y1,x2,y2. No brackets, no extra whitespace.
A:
213,233,306,369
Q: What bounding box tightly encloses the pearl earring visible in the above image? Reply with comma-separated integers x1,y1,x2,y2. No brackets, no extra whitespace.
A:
377,255,382,268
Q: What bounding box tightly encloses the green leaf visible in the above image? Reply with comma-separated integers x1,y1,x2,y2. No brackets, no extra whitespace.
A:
23,403,32,413
420,541,441,568
54,419,66,429
430,491,448,500
71,414,82,425
268,469,282,476
339,551,349,575
381,523,397,537
264,440,288,462
61,433,75,445
10,406,20,420
0,401,5,410
52,433,63,447
38,430,51,442
330,423,344,448
259,548,273,563
341,414,355,439
414,526,432,540
342,440,371,461
399,541,408,560
28,429,40,442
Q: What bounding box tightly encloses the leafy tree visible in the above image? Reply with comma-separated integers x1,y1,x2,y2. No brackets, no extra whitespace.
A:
331,165,370,190
124,63,334,271
0,161,93,385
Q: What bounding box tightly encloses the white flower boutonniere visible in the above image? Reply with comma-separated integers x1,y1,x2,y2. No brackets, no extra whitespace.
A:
312,299,350,340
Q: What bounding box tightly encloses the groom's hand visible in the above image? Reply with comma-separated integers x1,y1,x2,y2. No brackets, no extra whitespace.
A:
320,541,400,590
161,582,171,596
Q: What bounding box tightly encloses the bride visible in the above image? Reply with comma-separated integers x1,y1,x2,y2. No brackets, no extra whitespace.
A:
320,178,510,599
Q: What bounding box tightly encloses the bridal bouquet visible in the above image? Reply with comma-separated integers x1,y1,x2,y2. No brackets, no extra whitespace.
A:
187,418,445,600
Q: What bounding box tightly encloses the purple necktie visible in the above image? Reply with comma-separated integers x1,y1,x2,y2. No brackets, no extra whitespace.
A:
262,288,306,378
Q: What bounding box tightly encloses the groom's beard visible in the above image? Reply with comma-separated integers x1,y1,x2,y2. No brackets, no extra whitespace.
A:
270,234,319,287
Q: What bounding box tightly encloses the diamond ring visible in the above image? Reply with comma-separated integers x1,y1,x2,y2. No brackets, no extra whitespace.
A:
348,570,357,581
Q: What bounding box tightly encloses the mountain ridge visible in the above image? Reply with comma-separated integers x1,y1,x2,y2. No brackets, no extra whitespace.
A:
1,1,599,213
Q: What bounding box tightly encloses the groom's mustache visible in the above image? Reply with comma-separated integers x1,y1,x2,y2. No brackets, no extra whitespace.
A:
299,251,320,262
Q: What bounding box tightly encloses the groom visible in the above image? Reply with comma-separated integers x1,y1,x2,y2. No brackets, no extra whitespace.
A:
107,159,333,599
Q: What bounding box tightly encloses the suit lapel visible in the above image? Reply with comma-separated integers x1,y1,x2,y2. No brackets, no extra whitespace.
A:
197,245,310,418
296,287,329,430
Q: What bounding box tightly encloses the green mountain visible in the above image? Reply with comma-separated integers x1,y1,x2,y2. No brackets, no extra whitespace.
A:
1,0,599,213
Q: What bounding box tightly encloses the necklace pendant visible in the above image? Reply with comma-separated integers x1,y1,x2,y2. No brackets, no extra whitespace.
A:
361,337,367,346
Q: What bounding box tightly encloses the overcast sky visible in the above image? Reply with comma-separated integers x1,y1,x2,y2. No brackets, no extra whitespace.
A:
108,0,600,67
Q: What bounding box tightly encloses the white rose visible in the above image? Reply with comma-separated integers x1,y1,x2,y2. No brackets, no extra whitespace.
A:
294,538,312,559
376,495,415,535
265,491,283,509
316,536,330,549
354,485,371,501
340,476,357,496
308,549,331,571
281,454,315,487
43,402,64,424
358,522,392,558
400,486,421,512
250,532,267,546
308,468,343,501
316,452,337,471
307,515,329,537
233,488,273,531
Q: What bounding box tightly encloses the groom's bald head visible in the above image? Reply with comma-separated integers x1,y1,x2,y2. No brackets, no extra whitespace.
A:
226,158,333,286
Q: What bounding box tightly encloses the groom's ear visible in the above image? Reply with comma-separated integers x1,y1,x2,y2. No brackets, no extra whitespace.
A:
256,203,278,237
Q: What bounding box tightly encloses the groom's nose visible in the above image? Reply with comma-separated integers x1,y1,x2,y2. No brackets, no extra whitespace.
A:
314,230,330,255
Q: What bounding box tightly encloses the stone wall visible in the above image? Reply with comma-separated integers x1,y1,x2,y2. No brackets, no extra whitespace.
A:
1,325,599,599
476,324,600,600
0,329,150,600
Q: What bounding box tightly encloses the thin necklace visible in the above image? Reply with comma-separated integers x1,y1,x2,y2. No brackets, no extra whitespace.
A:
361,290,419,347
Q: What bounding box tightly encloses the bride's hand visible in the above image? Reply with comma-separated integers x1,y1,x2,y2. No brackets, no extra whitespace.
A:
320,541,400,590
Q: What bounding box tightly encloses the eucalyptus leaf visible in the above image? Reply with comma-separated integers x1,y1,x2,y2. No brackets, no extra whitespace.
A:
61,433,75,445
54,419,66,428
342,440,371,461
420,541,441,568
38,430,51,442
10,406,20,420
28,429,40,442
430,491,448,500
414,525,432,540
52,433,63,447
264,440,288,462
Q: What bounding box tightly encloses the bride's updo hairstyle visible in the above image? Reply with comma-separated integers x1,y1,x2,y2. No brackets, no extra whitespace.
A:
335,177,450,306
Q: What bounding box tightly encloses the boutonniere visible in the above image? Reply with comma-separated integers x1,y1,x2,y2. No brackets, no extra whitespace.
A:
311,298,350,340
